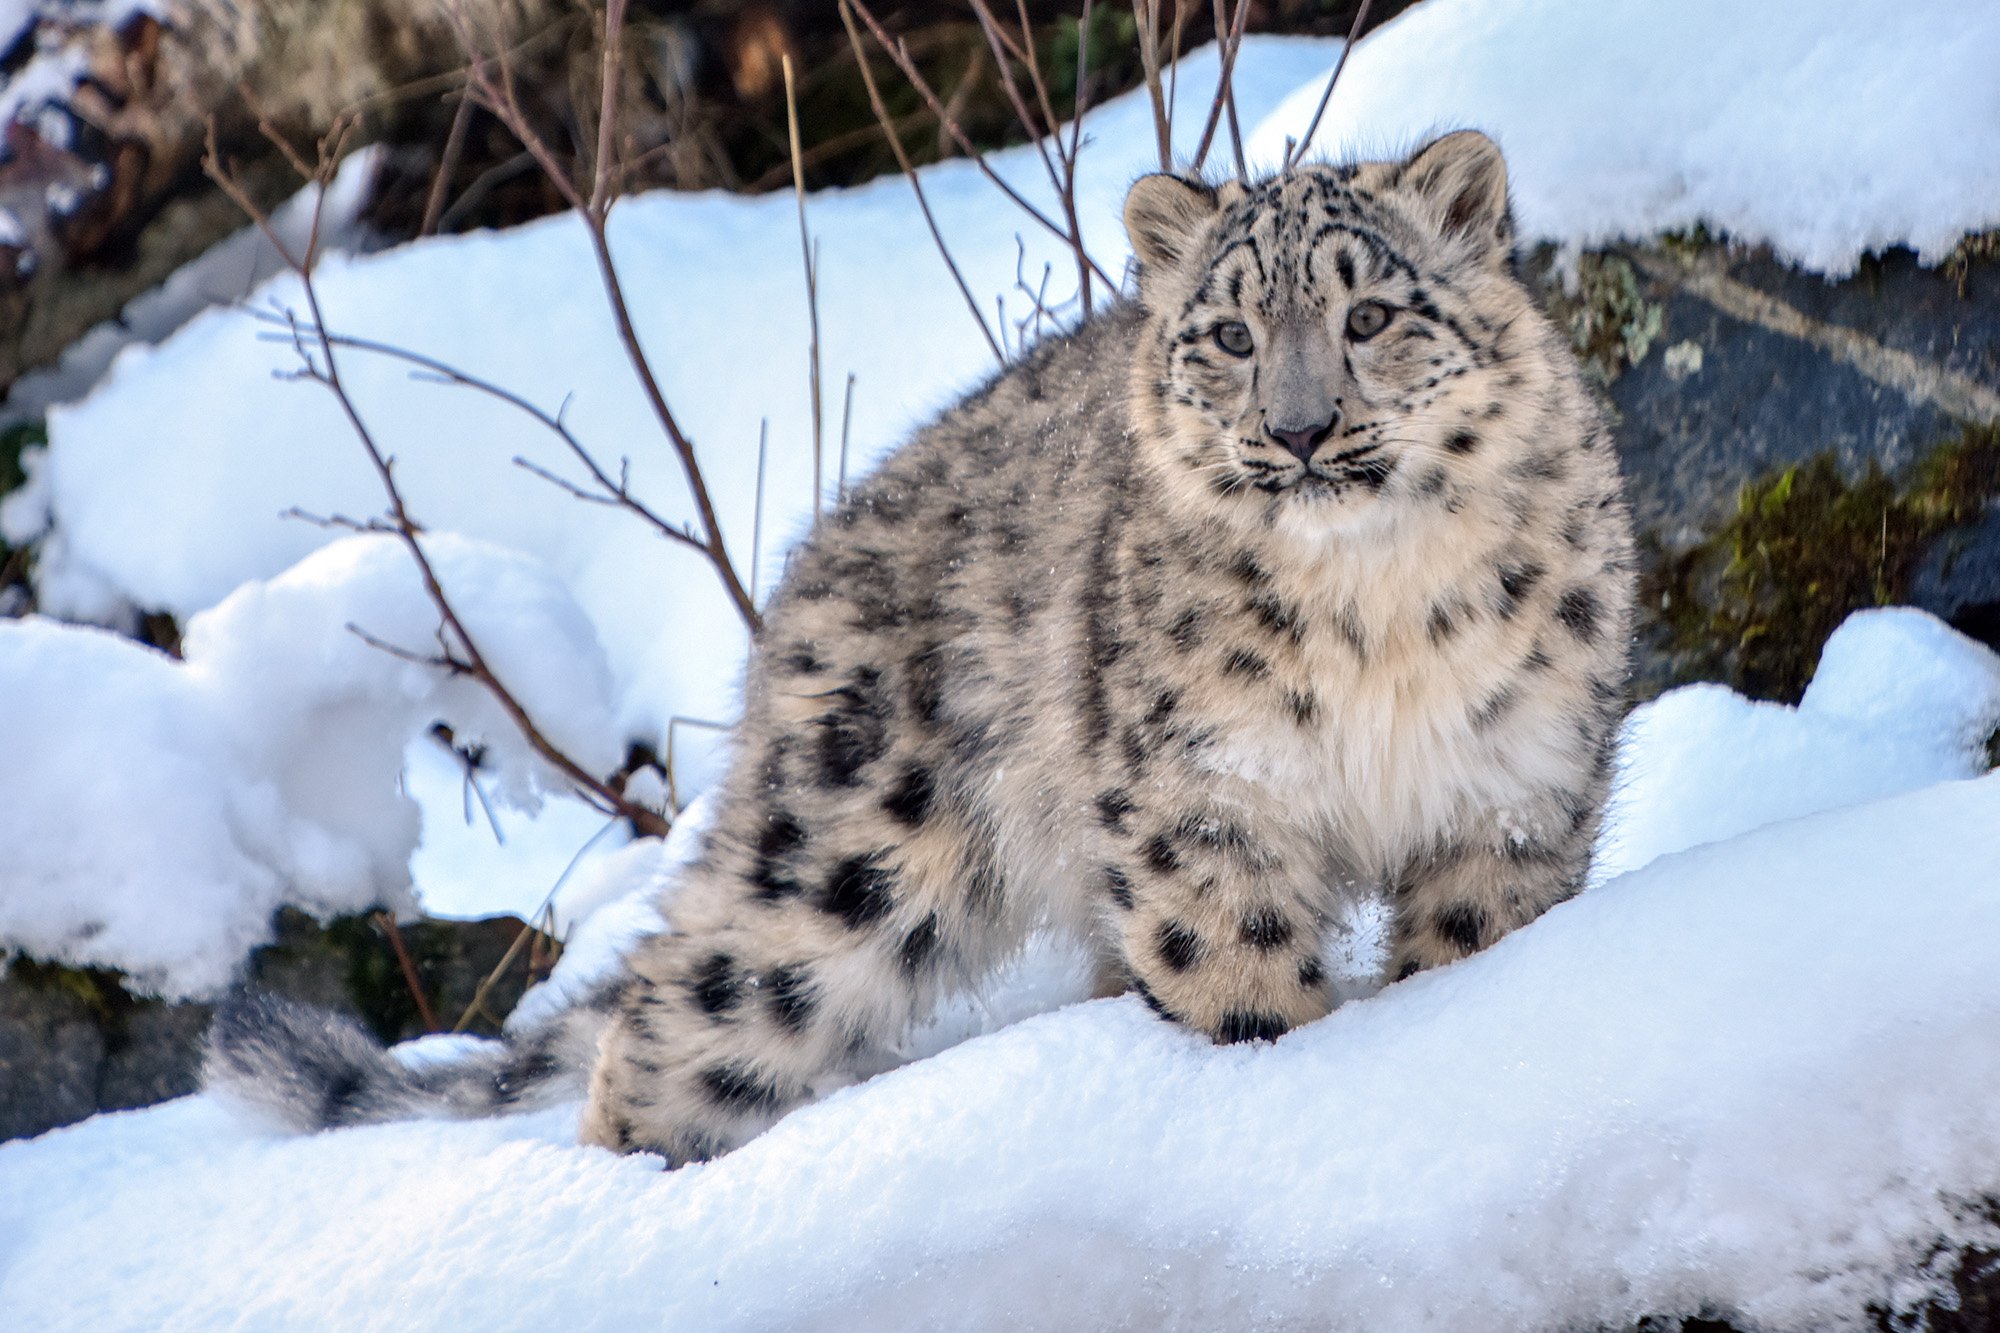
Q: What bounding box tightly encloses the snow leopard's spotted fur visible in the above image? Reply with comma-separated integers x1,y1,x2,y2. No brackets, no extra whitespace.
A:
207,133,1635,1167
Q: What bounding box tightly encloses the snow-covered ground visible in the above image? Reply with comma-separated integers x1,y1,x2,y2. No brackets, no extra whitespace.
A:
6,613,2000,1330
4,1,2000,1325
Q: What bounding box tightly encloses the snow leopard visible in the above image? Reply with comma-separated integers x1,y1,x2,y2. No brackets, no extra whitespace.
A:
207,131,1636,1166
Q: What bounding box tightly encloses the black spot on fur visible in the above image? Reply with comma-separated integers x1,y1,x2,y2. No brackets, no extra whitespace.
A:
1222,648,1270,678
1155,920,1205,972
899,914,940,974
1229,549,1269,586
320,1069,365,1126
749,811,809,902
1497,562,1545,616
1096,788,1136,832
492,1047,561,1107
905,644,947,725
882,764,936,826
765,964,817,1033
1104,865,1135,910
1216,1011,1290,1044
821,854,896,929
1556,587,1601,642
699,1062,783,1115
1435,902,1488,954
1133,978,1176,1022
1298,955,1327,989
691,952,744,1016
1246,595,1305,644
1142,834,1181,875
1285,690,1318,726
1167,607,1205,651
1473,687,1520,730
817,669,888,787
1239,908,1293,951
1444,430,1480,454
1395,959,1421,981
1427,599,1462,643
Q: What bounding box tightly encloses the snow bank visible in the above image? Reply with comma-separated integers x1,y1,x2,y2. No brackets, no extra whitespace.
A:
0,533,620,996
7,763,2000,1330
1246,0,2000,275
1599,607,2000,880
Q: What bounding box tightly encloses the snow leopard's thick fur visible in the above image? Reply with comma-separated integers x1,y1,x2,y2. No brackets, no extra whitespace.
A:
207,132,1636,1165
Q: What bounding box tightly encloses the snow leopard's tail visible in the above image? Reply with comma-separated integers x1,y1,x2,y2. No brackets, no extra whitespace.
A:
203,987,613,1132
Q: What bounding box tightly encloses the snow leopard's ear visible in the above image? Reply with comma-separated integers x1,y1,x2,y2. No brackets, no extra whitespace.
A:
1397,131,1514,256
1124,174,1220,271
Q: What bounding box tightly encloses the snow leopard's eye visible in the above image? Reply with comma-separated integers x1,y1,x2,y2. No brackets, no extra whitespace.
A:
1346,301,1395,341
1213,321,1254,357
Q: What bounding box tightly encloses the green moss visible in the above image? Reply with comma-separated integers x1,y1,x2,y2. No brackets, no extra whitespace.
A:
1645,423,2000,703
3,955,143,1029
1546,253,1664,385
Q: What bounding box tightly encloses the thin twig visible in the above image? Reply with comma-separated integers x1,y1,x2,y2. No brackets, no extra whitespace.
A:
1134,0,1172,172
751,419,768,602
420,88,476,238
1285,0,1375,170
846,0,1114,293
838,372,857,501
375,910,443,1033
1192,0,1250,175
837,0,1004,365
253,318,712,560
782,55,823,523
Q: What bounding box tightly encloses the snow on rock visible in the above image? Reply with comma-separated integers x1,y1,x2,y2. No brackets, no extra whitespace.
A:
6,769,2000,1330
1597,608,2000,881
0,533,622,996
1245,0,2000,276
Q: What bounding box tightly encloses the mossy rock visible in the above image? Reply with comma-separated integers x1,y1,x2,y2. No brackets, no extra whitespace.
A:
1528,232,2000,702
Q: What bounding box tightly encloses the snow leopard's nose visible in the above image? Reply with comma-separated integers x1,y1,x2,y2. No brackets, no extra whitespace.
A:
1265,414,1340,464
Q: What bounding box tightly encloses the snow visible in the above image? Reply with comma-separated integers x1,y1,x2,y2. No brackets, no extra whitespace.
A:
0,533,621,997
7,756,2000,1329
1247,0,2000,276
1597,607,2000,881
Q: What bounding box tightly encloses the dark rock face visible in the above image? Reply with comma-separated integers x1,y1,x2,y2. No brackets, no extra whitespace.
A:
1528,235,2000,700
0,910,552,1143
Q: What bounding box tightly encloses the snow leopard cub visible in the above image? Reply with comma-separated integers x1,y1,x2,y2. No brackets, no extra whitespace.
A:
207,132,1634,1166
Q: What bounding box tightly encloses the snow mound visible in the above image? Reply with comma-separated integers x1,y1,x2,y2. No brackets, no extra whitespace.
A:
6,766,2000,1330
1246,0,2000,275
1599,608,2000,880
0,534,620,996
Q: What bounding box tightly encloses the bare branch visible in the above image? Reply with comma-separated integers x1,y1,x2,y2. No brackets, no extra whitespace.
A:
1133,0,1172,172
211,132,671,840
1192,0,1251,176
250,315,714,563
1285,0,1375,170
838,0,1004,365
846,0,1115,293
782,55,824,523
838,372,857,501
420,89,476,238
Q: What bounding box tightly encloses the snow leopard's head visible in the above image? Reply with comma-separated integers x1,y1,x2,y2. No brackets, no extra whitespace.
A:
1125,132,1563,537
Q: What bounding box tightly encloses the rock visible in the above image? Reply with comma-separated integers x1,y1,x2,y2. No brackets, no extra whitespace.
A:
1529,233,2000,701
